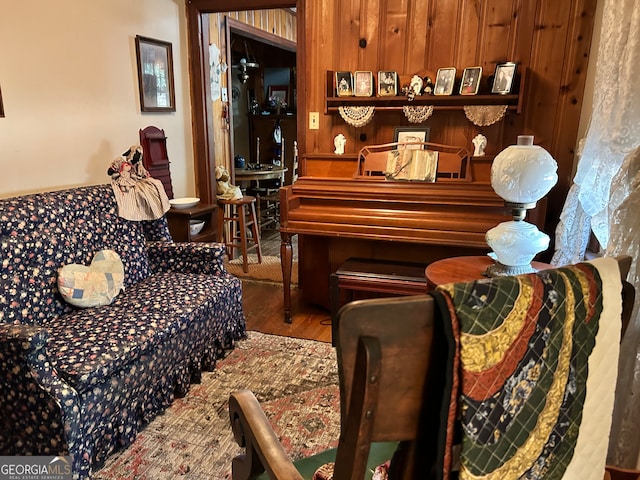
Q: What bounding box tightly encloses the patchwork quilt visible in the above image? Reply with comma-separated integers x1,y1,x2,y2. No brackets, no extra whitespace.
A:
432,257,622,480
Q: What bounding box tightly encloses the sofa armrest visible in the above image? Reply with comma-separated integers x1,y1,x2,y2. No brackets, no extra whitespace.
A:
146,241,228,275
0,324,83,462
0,323,78,400
0,323,49,356
229,389,303,480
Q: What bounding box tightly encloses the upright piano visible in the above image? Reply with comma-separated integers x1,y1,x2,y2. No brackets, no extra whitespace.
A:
278,175,542,323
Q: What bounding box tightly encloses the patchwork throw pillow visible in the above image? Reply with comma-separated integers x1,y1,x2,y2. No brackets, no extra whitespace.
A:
58,249,124,308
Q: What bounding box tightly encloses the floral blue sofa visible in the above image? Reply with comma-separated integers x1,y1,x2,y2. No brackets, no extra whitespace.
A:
0,184,246,479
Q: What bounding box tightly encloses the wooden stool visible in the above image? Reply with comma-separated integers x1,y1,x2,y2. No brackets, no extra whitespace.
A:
330,258,428,344
217,196,262,273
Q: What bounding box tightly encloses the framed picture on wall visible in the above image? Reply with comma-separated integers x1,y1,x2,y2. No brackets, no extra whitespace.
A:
135,35,176,112
335,71,353,96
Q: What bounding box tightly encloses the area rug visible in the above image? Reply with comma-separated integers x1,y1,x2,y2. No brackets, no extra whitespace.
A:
93,332,339,479
225,254,299,284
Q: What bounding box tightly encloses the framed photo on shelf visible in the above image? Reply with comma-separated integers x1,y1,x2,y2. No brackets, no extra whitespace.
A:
135,35,176,112
434,67,456,95
354,71,374,97
335,71,354,97
378,71,398,96
393,126,431,149
492,62,517,94
268,84,289,104
460,66,483,95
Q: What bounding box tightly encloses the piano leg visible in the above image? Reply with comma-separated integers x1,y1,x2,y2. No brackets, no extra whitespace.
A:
280,231,293,323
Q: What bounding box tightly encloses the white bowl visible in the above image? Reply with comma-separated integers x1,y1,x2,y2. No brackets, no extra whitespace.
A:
170,197,200,209
189,219,205,236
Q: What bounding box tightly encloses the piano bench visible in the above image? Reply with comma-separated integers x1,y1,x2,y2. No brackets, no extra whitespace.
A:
330,258,429,343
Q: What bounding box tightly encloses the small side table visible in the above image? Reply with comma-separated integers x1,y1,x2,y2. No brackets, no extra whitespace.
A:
165,203,218,242
425,256,552,288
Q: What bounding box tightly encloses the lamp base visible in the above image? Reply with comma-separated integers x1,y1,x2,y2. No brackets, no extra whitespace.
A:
484,260,539,277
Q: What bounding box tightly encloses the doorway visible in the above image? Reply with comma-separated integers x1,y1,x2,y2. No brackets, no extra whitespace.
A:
225,18,296,185
185,1,302,205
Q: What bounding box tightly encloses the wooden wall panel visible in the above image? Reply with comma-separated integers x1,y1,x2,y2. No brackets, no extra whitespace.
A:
300,0,596,235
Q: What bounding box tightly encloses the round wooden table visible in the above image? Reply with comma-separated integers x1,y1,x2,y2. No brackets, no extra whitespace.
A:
425,255,552,288
234,167,288,182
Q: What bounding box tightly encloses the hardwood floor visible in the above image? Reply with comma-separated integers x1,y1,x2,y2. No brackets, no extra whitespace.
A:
240,278,332,343
237,225,330,342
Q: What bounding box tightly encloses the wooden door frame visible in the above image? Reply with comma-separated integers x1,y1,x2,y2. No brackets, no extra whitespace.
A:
186,0,303,205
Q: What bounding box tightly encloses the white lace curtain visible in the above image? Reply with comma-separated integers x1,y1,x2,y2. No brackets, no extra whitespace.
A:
552,0,640,469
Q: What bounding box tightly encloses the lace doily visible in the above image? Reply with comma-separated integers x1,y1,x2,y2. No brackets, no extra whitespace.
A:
402,105,434,124
463,105,508,126
338,106,375,127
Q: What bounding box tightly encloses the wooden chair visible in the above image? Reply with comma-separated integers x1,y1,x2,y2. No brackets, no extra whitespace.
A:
229,294,444,479
229,257,635,480
605,466,640,480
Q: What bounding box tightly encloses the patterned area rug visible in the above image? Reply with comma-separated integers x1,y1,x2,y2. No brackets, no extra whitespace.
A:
93,332,339,479
225,254,299,284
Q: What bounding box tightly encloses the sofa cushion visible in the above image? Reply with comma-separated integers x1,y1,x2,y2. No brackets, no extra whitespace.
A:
58,250,124,308
43,271,242,392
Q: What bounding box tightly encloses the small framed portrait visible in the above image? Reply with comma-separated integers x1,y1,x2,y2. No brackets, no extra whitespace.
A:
492,62,517,94
393,126,431,150
335,71,354,97
354,71,374,97
434,67,456,96
268,85,289,105
378,71,398,96
460,67,482,95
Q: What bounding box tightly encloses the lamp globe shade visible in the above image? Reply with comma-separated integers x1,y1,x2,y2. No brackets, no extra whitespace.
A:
491,135,558,204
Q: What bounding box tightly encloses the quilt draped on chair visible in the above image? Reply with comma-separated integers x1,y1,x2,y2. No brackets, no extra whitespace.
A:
432,257,622,480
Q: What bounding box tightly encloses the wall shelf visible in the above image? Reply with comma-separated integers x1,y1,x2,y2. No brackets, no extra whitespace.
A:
325,68,527,115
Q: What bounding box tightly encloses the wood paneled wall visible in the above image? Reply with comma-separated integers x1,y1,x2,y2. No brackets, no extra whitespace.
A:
300,0,596,235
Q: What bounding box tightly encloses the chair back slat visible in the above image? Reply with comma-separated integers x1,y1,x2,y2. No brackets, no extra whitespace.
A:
334,295,440,478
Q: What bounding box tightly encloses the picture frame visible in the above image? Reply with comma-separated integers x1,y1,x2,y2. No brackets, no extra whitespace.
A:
393,126,431,149
268,84,289,105
335,71,354,97
460,66,483,95
434,67,456,96
135,35,176,112
492,62,517,94
354,71,374,97
378,71,398,96
0,84,4,118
